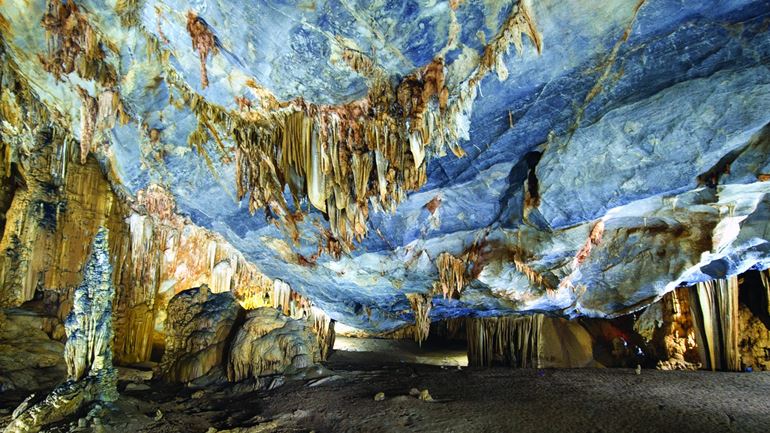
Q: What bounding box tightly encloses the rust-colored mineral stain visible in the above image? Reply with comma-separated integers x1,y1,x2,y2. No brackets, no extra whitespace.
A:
424,195,442,215
186,11,218,89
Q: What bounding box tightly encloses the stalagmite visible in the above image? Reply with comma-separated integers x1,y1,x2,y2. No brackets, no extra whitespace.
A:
4,228,117,433
738,303,770,371
634,287,701,370
689,276,741,371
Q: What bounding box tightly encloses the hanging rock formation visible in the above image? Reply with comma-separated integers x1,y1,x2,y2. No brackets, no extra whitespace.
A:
4,228,117,433
227,308,320,382
160,285,243,383
407,293,433,345
309,307,336,361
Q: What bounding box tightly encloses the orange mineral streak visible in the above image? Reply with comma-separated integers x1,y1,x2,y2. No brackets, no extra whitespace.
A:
575,220,605,266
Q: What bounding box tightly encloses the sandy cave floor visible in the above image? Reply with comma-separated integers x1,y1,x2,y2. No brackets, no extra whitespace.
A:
2,348,770,433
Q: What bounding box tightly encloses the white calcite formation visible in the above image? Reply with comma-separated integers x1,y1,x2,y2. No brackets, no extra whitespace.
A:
0,0,768,345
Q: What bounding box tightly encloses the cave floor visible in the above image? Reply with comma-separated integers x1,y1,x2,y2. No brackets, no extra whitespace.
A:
3,354,770,433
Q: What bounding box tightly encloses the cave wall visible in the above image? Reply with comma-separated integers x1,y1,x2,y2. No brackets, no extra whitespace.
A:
0,50,278,364
0,142,277,364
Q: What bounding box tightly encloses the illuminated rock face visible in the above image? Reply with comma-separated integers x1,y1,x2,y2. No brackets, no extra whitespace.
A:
160,285,242,383
228,308,320,382
0,0,769,334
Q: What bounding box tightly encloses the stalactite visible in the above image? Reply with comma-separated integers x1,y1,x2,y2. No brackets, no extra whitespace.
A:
159,2,543,256
272,279,292,316
39,0,117,87
114,184,279,364
76,88,119,163
407,293,432,345
689,276,741,371
574,220,605,266
309,306,336,360
434,252,466,299
235,273,275,309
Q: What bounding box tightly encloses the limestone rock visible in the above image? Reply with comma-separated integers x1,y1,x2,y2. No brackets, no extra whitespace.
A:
635,288,701,371
161,285,243,383
227,308,320,382
738,305,770,371
538,317,595,369
418,389,433,401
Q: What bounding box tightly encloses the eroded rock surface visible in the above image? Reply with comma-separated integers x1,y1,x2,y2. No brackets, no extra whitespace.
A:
161,285,242,383
0,309,65,392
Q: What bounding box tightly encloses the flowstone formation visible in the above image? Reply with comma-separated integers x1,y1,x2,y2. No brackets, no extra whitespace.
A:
228,308,320,382
634,287,701,371
465,314,595,368
4,228,117,433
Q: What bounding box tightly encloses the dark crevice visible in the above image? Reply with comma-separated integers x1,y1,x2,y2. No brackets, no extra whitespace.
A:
697,122,770,187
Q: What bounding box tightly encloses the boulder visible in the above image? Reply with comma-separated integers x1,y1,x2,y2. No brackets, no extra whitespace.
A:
160,285,242,383
227,308,320,382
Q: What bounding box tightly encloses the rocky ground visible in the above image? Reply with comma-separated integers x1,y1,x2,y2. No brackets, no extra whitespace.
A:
2,346,770,433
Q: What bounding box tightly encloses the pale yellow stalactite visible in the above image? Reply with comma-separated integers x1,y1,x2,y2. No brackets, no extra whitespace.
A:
435,252,467,299
407,293,432,345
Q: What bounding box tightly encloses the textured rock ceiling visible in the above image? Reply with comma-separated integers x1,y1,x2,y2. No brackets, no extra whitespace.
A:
2,0,770,331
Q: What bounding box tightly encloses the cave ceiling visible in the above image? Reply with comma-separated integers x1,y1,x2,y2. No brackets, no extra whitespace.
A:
2,0,770,331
